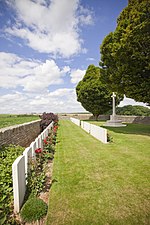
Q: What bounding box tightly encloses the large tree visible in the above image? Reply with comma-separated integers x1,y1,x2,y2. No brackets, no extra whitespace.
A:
100,0,150,104
76,65,122,119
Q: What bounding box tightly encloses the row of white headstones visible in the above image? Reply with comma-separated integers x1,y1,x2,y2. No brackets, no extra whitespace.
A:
12,121,54,213
70,117,108,143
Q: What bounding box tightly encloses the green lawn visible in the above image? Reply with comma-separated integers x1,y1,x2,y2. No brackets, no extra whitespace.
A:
90,121,150,136
0,114,39,129
46,120,150,225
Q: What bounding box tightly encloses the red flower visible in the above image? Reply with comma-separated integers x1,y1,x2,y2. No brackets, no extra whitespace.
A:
53,126,58,133
35,148,42,154
43,139,48,144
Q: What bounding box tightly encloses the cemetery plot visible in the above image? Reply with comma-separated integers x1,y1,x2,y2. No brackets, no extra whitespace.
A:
70,117,107,143
46,120,150,225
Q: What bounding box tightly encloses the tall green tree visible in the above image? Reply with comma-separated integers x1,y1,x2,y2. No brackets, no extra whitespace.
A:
76,65,122,119
100,0,150,104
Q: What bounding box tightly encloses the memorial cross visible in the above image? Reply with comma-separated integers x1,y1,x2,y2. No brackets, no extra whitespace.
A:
112,92,116,117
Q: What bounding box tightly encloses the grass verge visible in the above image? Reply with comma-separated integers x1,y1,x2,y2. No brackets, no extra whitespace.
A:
46,120,150,225
0,114,39,129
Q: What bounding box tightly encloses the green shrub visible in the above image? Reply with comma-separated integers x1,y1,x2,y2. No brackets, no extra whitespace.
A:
20,197,48,223
45,144,55,153
26,158,46,197
107,133,113,142
117,105,150,116
0,145,24,224
43,152,54,160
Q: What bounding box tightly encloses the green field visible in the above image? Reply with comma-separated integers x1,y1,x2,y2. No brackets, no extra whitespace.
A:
46,120,150,225
0,114,39,129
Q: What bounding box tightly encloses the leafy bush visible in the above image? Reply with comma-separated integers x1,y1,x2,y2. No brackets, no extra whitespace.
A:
0,145,24,224
45,144,55,154
26,158,46,197
43,152,54,160
20,197,47,223
39,112,58,131
107,133,113,143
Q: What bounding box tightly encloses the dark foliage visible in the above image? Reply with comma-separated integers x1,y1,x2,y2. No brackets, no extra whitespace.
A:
100,0,150,104
39,112,58,131
76,65,123,119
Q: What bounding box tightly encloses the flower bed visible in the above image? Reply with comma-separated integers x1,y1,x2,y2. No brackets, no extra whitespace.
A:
20,121,59,224
0,112,59,224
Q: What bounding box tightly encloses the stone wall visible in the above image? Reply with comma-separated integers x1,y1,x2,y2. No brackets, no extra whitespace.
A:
0,120,41,148
64,114,150,125
59,113,93,120
116,116,150,125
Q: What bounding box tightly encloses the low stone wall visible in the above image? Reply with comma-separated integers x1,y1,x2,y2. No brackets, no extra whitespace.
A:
0,120,41,148
81,114,150,125
116,116,150,125
59,113,93,120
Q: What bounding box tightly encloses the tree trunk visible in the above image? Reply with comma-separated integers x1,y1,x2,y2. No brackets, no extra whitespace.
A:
94,114,99,121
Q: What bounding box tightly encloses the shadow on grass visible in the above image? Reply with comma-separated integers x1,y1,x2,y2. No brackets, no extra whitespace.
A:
102,124,150,136
85,120,150,136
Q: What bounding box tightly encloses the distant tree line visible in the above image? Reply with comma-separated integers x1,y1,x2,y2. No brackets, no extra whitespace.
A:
106,105,150,116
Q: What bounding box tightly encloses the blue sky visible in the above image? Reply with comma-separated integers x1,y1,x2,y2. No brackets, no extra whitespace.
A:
0,0,147,114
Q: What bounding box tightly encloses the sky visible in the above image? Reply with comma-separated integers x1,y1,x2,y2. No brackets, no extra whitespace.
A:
0,0,148,114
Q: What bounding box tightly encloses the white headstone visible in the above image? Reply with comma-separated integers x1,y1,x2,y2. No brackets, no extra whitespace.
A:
12,155,26,213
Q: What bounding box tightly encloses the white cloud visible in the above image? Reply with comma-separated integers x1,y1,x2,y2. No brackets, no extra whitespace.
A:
0,88,86,114
86,57,95,61
61,66,71,74
0,52,69,92
0,51,86,113
70,69,86,83
0,52,39,88
22,59,67,92
48,88,73,97
119,96,149,108
77,5,94,25
0,92,30,113
5,0,94,57
29,88,86,112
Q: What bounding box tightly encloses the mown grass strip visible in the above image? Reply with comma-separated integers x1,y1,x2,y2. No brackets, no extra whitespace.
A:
46,120,150,225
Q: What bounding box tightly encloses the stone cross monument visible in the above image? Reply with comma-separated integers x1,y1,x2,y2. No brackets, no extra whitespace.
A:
112,92,116,118
105,92,126,127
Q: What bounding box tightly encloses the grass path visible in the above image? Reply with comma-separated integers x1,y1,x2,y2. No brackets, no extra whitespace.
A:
46,120,150,225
